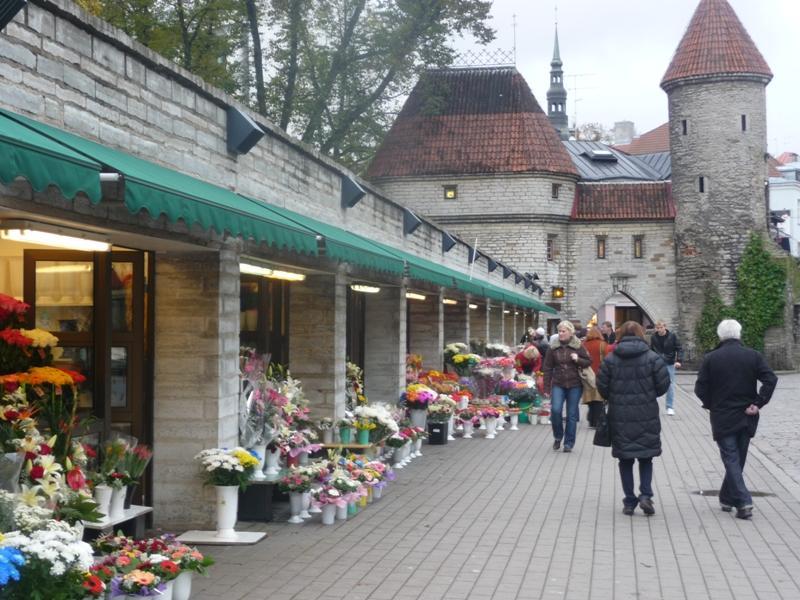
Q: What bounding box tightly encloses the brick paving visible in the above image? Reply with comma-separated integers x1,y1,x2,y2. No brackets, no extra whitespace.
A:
193,374,800,600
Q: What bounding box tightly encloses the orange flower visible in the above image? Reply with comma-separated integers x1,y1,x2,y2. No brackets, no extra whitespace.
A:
25,366,74,387
129,570,155,586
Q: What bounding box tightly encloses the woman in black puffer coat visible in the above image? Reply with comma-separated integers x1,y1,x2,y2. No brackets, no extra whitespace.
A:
597,321,670,516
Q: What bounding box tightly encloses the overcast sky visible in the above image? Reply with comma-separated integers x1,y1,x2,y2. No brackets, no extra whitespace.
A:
456,0,799,154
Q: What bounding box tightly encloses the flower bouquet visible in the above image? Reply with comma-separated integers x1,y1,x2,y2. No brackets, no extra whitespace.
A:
403,383,437,410
485,343,512,357
443,343,469,367
194,447,260,490
451,353,481,377
427,401,453,423
277,468,313,494
353,404,399,441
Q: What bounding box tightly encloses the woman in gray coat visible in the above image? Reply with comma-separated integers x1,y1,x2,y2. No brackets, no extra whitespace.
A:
597,321,670,516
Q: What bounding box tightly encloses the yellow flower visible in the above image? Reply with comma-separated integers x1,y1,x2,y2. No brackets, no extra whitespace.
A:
232,448,259,468
19,328,59,348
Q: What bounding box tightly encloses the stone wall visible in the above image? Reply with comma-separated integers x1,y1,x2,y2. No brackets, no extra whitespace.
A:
407,293,443,371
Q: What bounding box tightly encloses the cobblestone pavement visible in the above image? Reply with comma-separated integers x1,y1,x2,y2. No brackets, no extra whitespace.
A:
193,377,800,600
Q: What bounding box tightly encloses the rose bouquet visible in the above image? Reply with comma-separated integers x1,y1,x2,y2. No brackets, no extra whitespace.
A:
385,433,408,448
110,569,165,598
193,447,260,490
311,485,347,508
480,407,502,419
403,384,437,410
427,401,454,423
277,468,313,494
119,444,153,487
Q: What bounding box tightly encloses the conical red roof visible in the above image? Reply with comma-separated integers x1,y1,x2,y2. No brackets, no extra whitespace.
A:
366,67,578,179
661,0,771,90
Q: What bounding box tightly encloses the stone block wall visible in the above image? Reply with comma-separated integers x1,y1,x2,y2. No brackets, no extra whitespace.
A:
407,293,443,371
443,301,470,346
153,249,239,528
364,287,407,404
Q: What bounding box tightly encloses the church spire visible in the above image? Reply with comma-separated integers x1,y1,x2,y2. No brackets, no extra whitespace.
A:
547,24,568,140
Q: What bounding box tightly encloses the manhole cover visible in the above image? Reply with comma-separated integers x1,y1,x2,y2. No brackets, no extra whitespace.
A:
692,489,775,497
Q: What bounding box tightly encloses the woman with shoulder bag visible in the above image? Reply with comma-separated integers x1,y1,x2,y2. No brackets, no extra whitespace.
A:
542,320,591,453
582,327,607,427
597,321,670,516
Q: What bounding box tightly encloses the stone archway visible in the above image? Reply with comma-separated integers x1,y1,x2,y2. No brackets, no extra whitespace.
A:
586,274,659,327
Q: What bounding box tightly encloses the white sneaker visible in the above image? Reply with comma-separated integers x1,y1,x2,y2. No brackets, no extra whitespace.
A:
666,408,675,416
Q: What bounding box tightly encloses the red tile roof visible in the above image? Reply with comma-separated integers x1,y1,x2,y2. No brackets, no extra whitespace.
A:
767,155,783,178
614,123,670,155
777,152,799,165
661,0,772,89
366,68,578,179
571,183,675,221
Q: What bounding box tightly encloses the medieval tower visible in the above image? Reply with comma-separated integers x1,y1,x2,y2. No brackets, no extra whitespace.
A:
547,27,569,140
662,0,772,361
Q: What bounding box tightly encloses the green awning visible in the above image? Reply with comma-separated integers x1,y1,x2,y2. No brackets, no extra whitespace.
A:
0,111,102,202
252,204,406,275
2,110,319,256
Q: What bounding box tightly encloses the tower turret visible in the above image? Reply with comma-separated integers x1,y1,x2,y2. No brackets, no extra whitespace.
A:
547,27,569,140
662,0,772,362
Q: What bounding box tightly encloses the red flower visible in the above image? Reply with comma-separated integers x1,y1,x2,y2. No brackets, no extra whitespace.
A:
83,443,97,458
82,574,105,595
3,409,19,421
29,465,44,480
2,378,19,393
0,328,33,348
58,368,86,384
66,467,86,490
160,560,180,575
38,443,52,455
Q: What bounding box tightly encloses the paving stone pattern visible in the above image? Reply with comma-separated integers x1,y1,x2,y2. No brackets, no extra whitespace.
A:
193,377,800,600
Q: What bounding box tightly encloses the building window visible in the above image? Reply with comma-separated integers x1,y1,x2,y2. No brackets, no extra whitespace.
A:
596,236,606,259
682,119,687,135
699,176,705,193
547,235,557,262
633,235,644,259
443,185,457,200
741,114,747,131
551,183,561,199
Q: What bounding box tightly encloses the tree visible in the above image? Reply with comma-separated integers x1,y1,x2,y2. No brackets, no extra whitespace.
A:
574,122,613,143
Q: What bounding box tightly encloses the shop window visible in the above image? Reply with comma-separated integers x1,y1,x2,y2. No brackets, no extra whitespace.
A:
633,235,644,259
443,185,457,200
239,276,290,366
596,236,606,259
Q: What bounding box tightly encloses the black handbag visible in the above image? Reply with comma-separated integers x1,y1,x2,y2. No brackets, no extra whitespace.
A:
593,402,612,447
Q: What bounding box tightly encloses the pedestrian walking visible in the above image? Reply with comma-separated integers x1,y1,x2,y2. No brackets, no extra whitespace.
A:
694,319,777,520
542,320,591,453
582,327,608,427
650,319,683,415
532,327,550,360
597,321,670,516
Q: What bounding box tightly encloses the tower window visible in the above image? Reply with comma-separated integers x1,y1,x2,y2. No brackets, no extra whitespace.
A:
551,183,561,199
682,119,687,135
596,236,607,259
547,235,557,261
741,115,747,131
699,176,705,193
443,185,457,200
633,235,644,259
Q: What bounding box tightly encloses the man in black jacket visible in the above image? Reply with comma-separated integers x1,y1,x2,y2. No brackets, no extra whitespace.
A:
694,319,777,520
651,320,682,415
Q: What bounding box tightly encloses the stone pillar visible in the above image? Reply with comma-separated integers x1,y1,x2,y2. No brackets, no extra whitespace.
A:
152,246,240,529
503,308,515,346
289,272,347,418
488,302,504,344
364,285,407,404
407,289,443,371
470,302,488,347
444,297,470,346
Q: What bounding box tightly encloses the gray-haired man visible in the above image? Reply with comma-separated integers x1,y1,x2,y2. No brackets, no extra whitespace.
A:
694,320,777,520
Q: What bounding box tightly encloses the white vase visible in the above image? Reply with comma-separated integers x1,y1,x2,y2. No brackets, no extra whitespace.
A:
496,417,505,432
335,503,348,520
172,571,193,600
462,421,474,439
409,408,427,429
250,443,267,480
72,520,85,541
300,491,312,519
414,438,423,457
215,485,239,538
479,417,486,430
458,397,469,411
321,503,337,525
94,484,112,519
109,485,127,520
322,429,333,444
447,416,456,441
402,443,412,465
264,448,281,477
160,580,174,600
288,492,304,524
510,414,519,430
308,486,322,514
485,417,497,439
392,448,404,469
373,485,383,500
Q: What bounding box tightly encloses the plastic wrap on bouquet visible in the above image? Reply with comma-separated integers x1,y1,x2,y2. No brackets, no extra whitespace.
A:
472,369,503,400
0,452,24,493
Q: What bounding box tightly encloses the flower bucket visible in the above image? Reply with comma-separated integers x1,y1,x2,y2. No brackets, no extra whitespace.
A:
357,428,370,445
300,491,312,519
485,417,497,440
264,449,281,477
347,501,357,516
392,448,404,469
215,485,239,538
462,421,474,439
517,401,533,423
123,483,138,509
322,429,333,444
94,484,112,519
321,504,337,525
339,427,352,444
414,437,423,457
160,580,174,600
250,443,267,480
373,485,383,500
427,421,449,445
409,408,427,429
510,413,519,431
286,454,300,468
0,452,24,493
172,571,193,600
336,504,348,520
447,415,456,441
298,451,309,466
288,492,304,524
358,494,368,509
109,485,127,520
